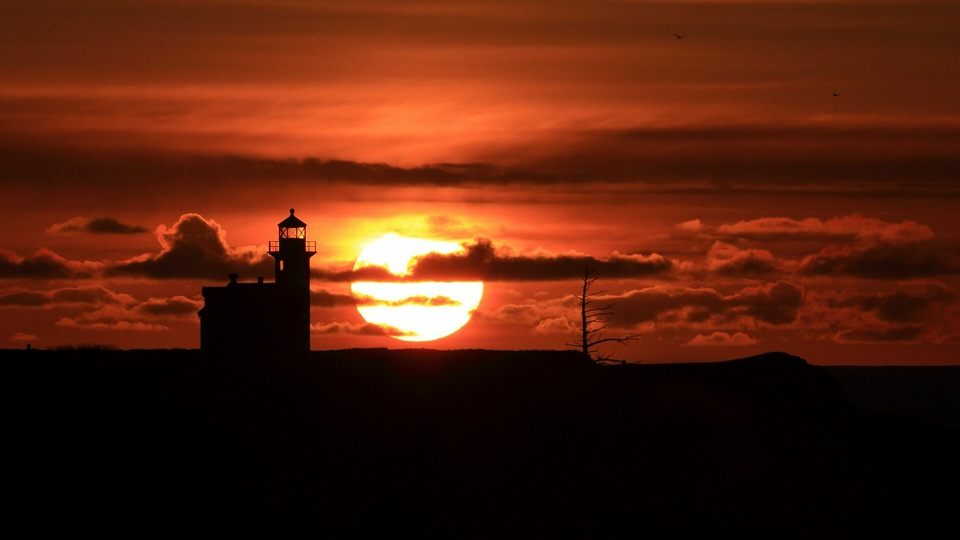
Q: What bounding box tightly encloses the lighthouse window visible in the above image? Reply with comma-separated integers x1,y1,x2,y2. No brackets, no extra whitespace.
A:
279,261,284,271
280,227,306,239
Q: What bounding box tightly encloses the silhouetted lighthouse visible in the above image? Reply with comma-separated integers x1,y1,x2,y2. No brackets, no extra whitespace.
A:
198,209,316,356
269,208,316,351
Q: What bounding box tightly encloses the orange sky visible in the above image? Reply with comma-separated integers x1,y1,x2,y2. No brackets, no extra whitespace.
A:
1,0,958,364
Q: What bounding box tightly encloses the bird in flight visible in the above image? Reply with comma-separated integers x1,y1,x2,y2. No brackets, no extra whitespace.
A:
673,33,685,39
832,92,841,97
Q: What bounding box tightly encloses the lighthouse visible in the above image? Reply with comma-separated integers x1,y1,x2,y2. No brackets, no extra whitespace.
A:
198,209,316,357
268,208,316,352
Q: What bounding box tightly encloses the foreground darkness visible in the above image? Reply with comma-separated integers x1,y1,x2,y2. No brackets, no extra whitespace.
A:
6,349,959,538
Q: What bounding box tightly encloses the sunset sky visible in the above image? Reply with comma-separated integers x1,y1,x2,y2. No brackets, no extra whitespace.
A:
2,0,958,364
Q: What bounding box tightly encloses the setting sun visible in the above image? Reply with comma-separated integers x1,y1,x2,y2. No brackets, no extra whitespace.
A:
351,233,483,341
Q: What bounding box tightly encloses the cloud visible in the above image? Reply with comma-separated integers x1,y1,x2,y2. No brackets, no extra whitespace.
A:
54,303,180,332
607,281,805,329
108,213,273,279
47,216,148,235
310,321,413,337
10,332,37,342
408,237,673,282
55,317,170,332
534,317,576,334
683,332,758,347
676,219,704,233
833,325,923,344
423,215,486,238
4,123,959,199
353,294,461,307
707,214,958,280
0,285,135,308
133,296,204,317
0,248,102,279
318,264,397,282
800,241,960,279
478,281,803,337
4,288,203,333
718,215,935,243
314,237,673,283
521,125,960,193
1,150,524,192
52,294,201,332
828,287,949,324
806,284,958,344
474,302,546,326
311,289,357,307
706,241,785,277
740,281,805,325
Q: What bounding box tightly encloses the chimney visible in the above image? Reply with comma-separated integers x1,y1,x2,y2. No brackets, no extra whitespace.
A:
228,273,239,284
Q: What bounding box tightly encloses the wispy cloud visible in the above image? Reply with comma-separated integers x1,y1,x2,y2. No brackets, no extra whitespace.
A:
10,332,37,342
0,285,134,308
47,217,149,235
311,321,414,337
683,332,758,347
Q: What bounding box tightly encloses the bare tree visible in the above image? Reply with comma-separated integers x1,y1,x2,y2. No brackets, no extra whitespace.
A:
566,266,639,364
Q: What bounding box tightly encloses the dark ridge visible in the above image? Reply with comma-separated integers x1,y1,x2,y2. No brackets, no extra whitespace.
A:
4,348,957,538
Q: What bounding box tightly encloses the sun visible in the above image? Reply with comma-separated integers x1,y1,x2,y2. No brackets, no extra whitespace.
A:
351,233,484,341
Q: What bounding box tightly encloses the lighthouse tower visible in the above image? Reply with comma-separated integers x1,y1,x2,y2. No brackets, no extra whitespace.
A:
198,209,316,357
268,208,316,352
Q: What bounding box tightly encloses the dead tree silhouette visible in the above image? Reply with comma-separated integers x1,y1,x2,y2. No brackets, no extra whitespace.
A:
567,266,639,364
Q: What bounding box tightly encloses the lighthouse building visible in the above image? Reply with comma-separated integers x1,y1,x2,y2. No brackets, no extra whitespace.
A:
198,209,316,356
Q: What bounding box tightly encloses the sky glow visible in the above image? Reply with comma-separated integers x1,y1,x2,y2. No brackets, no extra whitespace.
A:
1,1,958,364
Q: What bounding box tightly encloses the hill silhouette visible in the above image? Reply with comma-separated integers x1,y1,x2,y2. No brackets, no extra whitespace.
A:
5,348,958,538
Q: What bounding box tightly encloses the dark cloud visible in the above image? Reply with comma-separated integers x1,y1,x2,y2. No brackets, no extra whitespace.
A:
608,281,804,328
527,125,960,193
51,294,203,331
707,242,784,277
47,216,148,235
408,237,672,282
836,291,930,322
0,291,48,307
108,213,273,279
52,287,130,305
0,286,129,307
6,122,958,198
834,325,924,344
741,281,805,325
0,148,529,192
311,321,413,337
800,241,960,279
0,248,98,279
314,237,672,283
310,289,356,308
0,286,200,336
829,287,949,324
809,284,958,344
87,218,148,234
609,287,725,327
